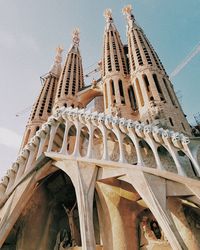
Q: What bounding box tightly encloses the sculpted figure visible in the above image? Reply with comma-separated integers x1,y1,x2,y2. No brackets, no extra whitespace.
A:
63,202,77,247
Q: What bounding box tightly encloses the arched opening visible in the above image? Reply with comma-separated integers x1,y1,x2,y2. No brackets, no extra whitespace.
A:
104,84,108,109
163,78,175,105
110,79,115,96
169,117,174,127
4,170,82,250
118,80,125,104
177,150,197,177
135,78,144,107
92,128,104,160
139,140,157,168
67,125,77,155
123,135,137,164
128,85,138,111
142,74,154,101
107,130,119,162
79,126,89,157
157,146,177,173
52,123,65,152
153,74,165,101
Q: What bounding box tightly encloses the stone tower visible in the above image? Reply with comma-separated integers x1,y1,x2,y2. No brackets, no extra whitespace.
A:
54,29,84,110
102,9,134,119
123,5,191,135
0,4,200,250
21,47,63,148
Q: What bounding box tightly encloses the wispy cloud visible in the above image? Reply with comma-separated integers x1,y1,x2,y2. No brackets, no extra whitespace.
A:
0,127,22,149
0,30,39,52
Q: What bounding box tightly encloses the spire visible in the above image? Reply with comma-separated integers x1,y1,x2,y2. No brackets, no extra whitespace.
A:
21,47,63,148
68,28,81,54
72,28,80,47
122,4,135,26
102,8,128,76
122,4,191,135
53,28,84,109
102,8,134,119
103,9,117,31
49,46,63,76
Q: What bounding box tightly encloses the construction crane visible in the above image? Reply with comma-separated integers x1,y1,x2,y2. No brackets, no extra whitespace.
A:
84,61,101,78
170,42,200,79
16,105,32,117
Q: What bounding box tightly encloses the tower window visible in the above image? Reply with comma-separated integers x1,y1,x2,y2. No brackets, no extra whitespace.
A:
143,74,150,92
128,85,137,111
118,80,125,104
135,78,144,107
181,123,186,131
110,80,115,96
169,117,174,126
153,74,165,101
104,84,108,109
163,78,175,106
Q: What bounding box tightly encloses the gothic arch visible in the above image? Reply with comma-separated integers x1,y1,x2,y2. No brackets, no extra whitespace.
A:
177,150,197,177
79,126,89,157
139,139,157,168
157,145,177,173
92,128,104,160
108,130,120,162
52,123,65,152
67,125,77,155
123,135,137,165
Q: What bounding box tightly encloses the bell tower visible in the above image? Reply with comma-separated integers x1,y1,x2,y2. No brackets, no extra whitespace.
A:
123,5,191,135
102,9,137,119
53,29,84,110
21,47,63,148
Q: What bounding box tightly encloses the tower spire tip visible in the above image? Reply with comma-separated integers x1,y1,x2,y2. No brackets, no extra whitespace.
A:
122,4,135,22
72,28,80,46
104,9,113,22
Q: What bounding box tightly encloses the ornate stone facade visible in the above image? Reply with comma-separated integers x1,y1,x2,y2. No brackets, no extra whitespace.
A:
0,4,200,250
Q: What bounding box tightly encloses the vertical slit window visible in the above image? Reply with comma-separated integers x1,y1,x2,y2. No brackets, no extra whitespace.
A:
169,117,174,126
181,123,186,131
104,84,108,109
163,78,175,106
118,80,125,104
110,80,115,96
153,74,165,101
128,85,137,111
136,78,144,107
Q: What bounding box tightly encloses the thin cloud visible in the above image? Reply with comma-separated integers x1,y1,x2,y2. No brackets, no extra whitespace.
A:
0,127,22,149
0,30,39,52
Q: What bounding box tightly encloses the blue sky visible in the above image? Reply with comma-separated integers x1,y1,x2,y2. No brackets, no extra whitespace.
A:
0,0,199,177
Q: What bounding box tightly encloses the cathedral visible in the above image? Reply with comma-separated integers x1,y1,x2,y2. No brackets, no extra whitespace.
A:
0,5,200,250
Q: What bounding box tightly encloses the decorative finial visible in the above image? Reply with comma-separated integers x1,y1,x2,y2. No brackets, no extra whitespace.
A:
104,9,113,22
55,46,63,64
122,4,135,21
49,46,63,75
72,28,80,46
